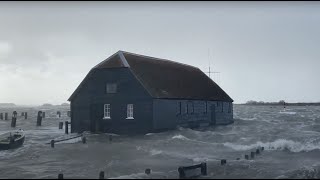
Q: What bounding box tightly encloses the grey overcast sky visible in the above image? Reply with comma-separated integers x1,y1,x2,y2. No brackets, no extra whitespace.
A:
0,1,320,105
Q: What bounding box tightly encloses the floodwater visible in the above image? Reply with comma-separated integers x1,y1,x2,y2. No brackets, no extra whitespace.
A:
0,105,320,179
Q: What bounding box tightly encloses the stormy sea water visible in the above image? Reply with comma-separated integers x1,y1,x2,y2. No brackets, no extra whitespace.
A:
0,105,320,179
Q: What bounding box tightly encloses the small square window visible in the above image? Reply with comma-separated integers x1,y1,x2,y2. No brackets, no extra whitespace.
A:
106,83,117,93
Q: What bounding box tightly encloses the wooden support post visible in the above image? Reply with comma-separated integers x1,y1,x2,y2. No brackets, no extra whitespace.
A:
58,173,63,179
42,112,45,118
245,155,249,160
59,122,63,129
65,121,68,134
5,113,8,120
201,162,207,176
99,171,104,179
0,113,3,120
37,111,42,126
251,152,255,159
51,140,55,148
24,112,27,119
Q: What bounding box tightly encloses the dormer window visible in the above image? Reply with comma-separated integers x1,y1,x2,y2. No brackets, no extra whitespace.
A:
106,83,117,93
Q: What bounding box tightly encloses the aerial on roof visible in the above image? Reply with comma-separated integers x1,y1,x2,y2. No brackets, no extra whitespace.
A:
68,51,233,102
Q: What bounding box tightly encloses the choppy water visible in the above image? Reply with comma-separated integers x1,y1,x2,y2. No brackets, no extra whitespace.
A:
0,105,320,179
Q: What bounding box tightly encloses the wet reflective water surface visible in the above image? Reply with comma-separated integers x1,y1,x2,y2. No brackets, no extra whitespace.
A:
0,105,320,179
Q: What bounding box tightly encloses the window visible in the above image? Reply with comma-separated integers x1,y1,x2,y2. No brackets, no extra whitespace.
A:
204,102,207,114
177,102,181,115
184,102,188,114
127,104,134,119
222,102,224,112
106,83,117,93
188,102,194,114
104,104,111,119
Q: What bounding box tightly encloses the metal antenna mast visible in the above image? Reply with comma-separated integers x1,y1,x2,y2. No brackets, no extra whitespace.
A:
205,49,220,84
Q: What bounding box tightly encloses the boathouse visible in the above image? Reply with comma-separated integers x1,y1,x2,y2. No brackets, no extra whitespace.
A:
68,51,233,134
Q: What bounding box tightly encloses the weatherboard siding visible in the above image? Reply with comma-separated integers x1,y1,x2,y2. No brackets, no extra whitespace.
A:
152,99,233,131
70,68,153,134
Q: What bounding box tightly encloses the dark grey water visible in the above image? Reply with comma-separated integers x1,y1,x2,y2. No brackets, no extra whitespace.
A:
0,105,320,179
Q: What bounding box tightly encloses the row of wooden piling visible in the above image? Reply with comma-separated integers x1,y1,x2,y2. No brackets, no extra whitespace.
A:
58,170,105,179
0,110,71,128
0,111,70,120
244,146,264,160
0,112,27,120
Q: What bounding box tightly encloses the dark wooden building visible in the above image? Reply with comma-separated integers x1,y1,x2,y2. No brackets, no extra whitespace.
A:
68,51,233,134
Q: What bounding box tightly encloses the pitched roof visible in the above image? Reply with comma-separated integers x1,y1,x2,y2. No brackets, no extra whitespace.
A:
68,51,233,102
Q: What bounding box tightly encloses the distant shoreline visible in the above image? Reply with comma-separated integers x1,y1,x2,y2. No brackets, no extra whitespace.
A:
236,103,320,106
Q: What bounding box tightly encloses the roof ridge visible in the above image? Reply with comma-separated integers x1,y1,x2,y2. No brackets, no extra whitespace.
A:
121,50,199,70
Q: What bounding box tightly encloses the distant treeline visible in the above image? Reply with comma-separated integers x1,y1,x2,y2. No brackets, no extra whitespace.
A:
242,100,320,106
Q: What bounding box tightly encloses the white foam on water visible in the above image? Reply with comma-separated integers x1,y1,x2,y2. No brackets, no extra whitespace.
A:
223,139,320,153
241,117,258,121
171,135,189,140
150,149,163,156
279,110,297,115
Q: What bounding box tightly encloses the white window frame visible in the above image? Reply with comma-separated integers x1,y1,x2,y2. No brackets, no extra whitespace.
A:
126,104,134,119
104,104,111,119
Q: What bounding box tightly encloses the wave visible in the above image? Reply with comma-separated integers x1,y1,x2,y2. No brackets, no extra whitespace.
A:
278,164,320,179
223,139,320,153
171,134,190,141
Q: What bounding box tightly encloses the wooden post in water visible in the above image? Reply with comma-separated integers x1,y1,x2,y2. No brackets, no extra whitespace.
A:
65,121,68,134
245,155,249,160
0,113,3,120
81,136,86,144
251,152,255,159
99,171,104,179
58,173,63,179
37,111,42,126
145,168,151,175
5,113,8,120
51,140,55,148
178,167,185,179
11,111,17,127
201,162,207,176
24,112,27,119
256,149,260,155
59,122,63,129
